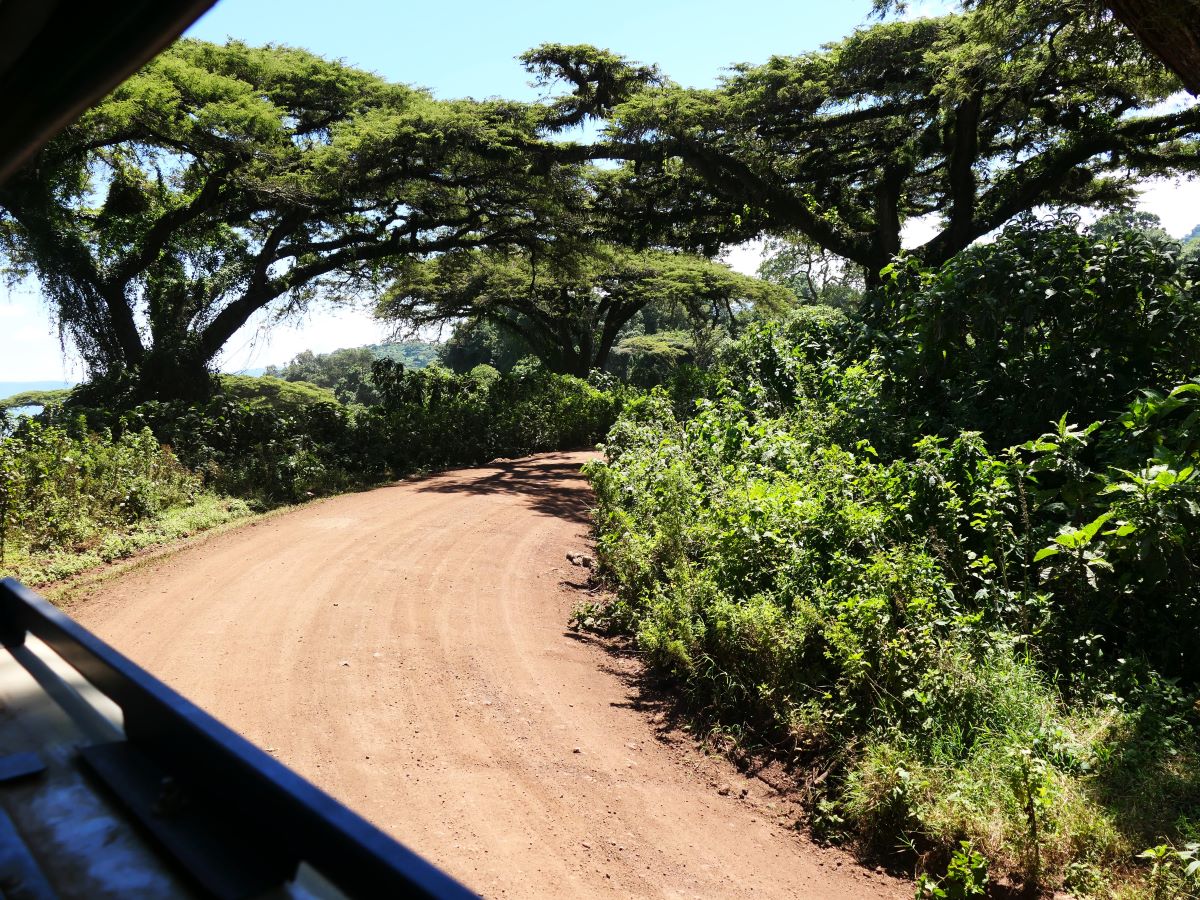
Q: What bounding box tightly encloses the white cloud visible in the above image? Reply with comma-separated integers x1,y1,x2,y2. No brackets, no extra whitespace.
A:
902,213,942,249
721,240,765,276
1137,91,1197,119
1136,176,1200,239
0,291,81,382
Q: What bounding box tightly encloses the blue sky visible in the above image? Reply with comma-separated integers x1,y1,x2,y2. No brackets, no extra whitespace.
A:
2,0,1198,380
4,0,888,381
185,0,879,97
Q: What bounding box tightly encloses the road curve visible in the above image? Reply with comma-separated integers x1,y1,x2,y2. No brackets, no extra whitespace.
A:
73,451,905,899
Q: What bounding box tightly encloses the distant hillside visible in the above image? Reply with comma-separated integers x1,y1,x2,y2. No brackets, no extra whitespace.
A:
366,341,439,368
258,341,441,404
254,341,439,376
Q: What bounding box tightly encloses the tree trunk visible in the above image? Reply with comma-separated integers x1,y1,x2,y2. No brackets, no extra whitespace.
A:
133,346,217,402
865,165,905,287
1106,0,1200,96
946,93,982,253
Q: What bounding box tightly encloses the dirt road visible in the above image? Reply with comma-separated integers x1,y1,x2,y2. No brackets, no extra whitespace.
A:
73,451,906,899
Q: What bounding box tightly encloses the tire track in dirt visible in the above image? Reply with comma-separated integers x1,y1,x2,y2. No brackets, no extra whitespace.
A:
73,451,907,899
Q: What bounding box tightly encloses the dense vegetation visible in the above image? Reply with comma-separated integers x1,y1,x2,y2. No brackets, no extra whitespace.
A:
0,417,246,583
585,218,1200,897
380,245,789,376
262,342,439,404
0,361,622,584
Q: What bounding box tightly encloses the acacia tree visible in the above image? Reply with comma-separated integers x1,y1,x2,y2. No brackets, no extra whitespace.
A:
0,40,573,400
757,234,865,311
525,3,1200,282
1106,0,1200,95
379,245,790,376
875,0,1200,96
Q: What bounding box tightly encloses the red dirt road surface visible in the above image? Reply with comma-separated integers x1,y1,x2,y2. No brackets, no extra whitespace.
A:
73,451,907,899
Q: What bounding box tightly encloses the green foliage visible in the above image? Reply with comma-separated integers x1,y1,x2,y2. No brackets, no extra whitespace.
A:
76,382,372,503
0,388,72,411
438,320,533,374
870,214,1200,447
916,843,989,898
218,375,339,413
1138,840,1200,899
263,349,379,404
610,331,695,387
369,341,440,370
1184,221,1200,264
380,244,789,376
51,359,625,508
529,2,1197,277
263,343,439,403
585,221,1200,893
2,493,252,587
0,40,579,400
364,359,625,471
757,234,865,311
0,418,205,577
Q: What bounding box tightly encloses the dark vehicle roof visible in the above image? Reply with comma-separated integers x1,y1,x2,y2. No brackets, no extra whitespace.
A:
0,0,217,185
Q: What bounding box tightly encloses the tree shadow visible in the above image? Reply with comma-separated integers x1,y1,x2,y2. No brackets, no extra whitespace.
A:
564,624,922,881
563,627,782,778
563,629,686,728
413,455,595,525
1080,701,1200,851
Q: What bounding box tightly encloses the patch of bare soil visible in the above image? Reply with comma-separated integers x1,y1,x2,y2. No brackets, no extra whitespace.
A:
74,451,908,899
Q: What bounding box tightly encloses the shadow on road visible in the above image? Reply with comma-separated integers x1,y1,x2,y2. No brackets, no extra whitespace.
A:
414,456,594,525
564,629,691,733
565,627,801,792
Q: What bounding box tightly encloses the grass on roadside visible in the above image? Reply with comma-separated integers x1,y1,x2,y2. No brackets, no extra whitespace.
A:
0,493,252,586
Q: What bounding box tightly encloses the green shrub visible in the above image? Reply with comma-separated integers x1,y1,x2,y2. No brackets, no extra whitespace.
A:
366,358,625,472
586,301,1200,893
0,418,203,572
868,215,1200,447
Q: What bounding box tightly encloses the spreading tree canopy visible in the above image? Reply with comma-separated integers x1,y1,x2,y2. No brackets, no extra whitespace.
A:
526,3,1199,281
874,0,1200,96
0,40,576,399
379,246,790,376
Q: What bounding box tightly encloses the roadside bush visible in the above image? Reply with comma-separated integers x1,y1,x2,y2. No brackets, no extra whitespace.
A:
62,395,367,504
45,359,626,507
867,215,1200,447
585,248,1200,894
0,418,201,567
366,358,624,472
